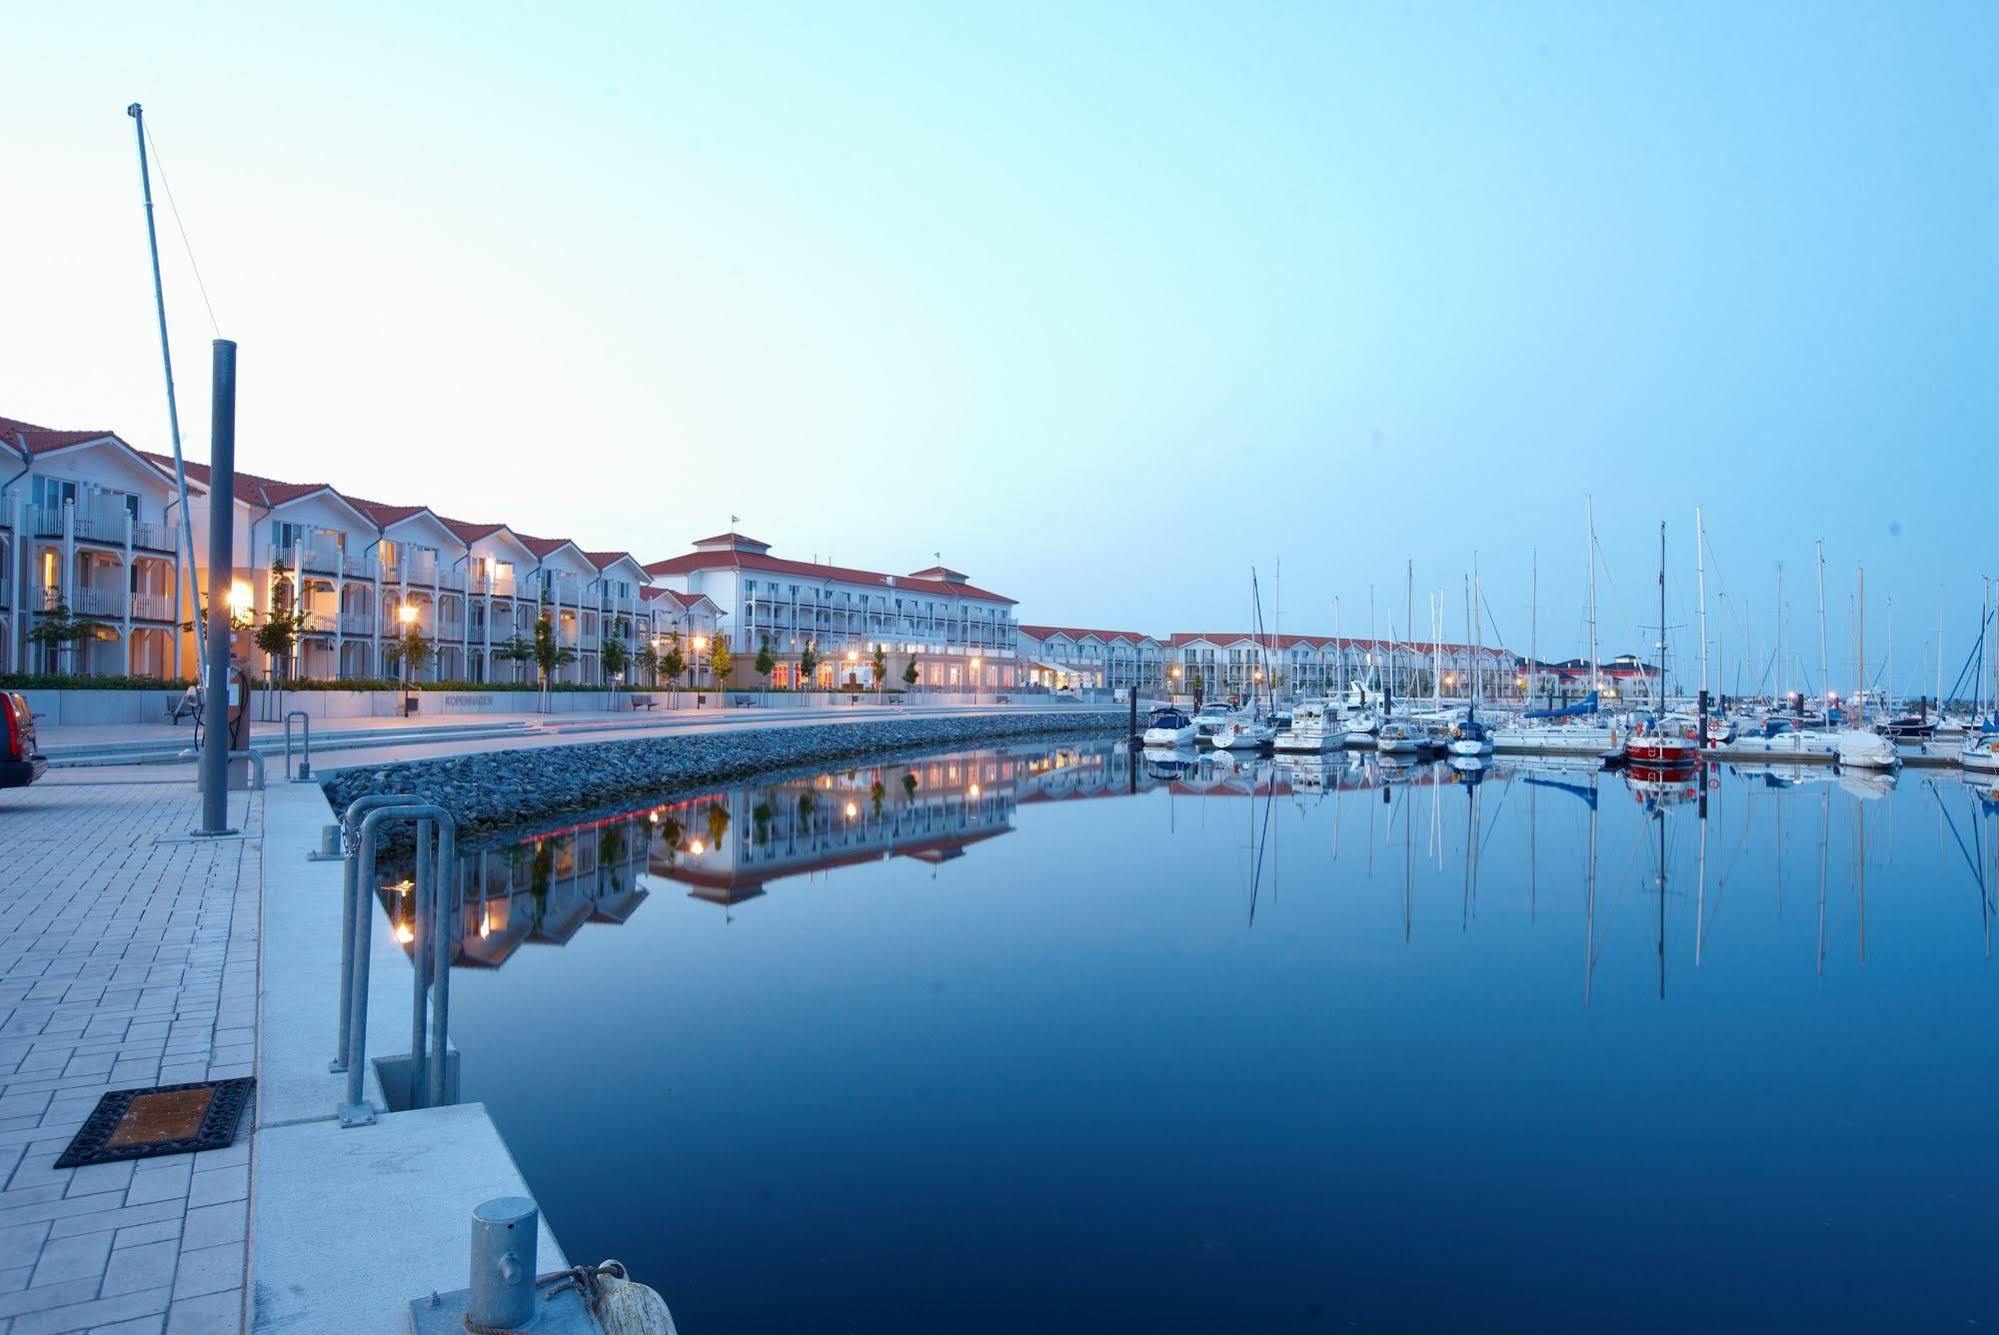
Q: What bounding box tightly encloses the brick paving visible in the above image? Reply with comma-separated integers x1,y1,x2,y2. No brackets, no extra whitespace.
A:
0,777,258,1335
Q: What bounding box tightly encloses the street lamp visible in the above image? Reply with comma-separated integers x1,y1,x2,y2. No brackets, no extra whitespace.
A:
970,656,982,696
692,635,708,688
398,603,419,716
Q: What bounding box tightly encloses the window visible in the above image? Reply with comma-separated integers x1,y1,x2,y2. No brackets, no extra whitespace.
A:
30,477,78,511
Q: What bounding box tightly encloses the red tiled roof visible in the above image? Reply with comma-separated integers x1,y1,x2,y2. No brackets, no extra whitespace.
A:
689,531,767,547
1020,625,1155,646
141,451,339,509
583,550,641,571
344,497,431,527
643,548,1016,605
0,415,125,456
440,518,510,544
516,534,583,560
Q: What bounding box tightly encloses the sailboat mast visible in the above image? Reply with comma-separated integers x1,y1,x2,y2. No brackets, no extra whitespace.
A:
1587,496,1600,697
1777,562,1785,703
1530,548,1538,704
1696,506,1709,700
126,104,206,631
1856,564,1866,713
1657,521,1668,709
1816,541,1829,717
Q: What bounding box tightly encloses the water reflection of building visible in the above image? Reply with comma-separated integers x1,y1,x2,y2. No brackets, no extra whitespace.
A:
649,750,1030,905
438,815,657,968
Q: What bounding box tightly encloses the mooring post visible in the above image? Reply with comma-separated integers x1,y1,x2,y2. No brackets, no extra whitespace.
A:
1698,688,1709,750
195,340,237,836
467,1198,539,1332
426,818,456,1108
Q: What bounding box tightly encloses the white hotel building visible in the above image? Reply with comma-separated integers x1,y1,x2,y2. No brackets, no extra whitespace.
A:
2,416,187,678
132,451,721,686
643,532,1019,690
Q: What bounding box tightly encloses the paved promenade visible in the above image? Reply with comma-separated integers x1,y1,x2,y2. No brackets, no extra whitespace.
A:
0,774,258,1335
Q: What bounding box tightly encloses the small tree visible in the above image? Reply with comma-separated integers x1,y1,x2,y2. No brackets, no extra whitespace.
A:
660,633,686,704
755,636,775,699
902,655,920,690
28,597,108,677
495,633,535,685
707,633,733,690
253,557,314,712
531,609,576,710
797,641,819,692
601,619,629,684
633,640,658,687
871,645,887,694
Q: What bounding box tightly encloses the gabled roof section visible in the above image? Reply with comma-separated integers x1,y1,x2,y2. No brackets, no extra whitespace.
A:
0,415,125,456
518,533,591,565
141,451,369,518
1021,625,1156,646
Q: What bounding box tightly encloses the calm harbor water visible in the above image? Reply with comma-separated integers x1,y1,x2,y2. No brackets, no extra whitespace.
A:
391,743,1999,1332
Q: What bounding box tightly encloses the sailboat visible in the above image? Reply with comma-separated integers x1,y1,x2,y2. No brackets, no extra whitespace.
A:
1448,570,1494,757
1214,569,1278,751
1624,523,1700,771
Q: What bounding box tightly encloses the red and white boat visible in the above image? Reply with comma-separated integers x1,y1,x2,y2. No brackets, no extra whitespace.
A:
1624,716,1700,769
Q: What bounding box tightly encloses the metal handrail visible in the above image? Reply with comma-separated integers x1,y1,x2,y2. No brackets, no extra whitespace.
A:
283,711,313,781
331,794,429,1072
339,802,456,1127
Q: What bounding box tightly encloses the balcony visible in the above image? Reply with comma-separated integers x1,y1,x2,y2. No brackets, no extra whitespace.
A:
488,570,517,599
342,552,378,581
340,611,376,635
133,522,177,554
67,588,126,618
132,592,174,621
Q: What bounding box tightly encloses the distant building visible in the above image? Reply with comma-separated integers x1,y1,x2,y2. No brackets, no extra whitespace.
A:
1017,626,1165,692
1168,633,1517,700
643,533,1019,691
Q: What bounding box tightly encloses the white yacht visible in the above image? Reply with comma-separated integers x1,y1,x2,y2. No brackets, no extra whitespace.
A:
1273,701,1348,753
1190,700,1237,747
1831,728,1898,771
1961,720,1999,773
1212,714,1277,751
1375,718,1424,754
1141,706,1197,749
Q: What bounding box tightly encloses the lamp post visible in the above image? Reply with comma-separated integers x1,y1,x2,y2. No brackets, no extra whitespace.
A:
398,603,418,716
969,656,982,698
846,648,859,691
693,635,708,690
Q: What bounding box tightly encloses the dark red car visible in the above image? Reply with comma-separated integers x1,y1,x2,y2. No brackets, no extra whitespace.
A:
1,693,46,790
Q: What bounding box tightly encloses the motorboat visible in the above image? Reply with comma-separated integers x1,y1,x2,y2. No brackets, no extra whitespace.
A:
1273,701,1348,753
1190,700,1237,747
1962,719,1999,773
1831,728,1898,770
1141,706,1197,748
1212,715,1277,751
1376,718,1424,754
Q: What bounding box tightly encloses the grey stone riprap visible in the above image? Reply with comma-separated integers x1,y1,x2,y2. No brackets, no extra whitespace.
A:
322,710,1127,838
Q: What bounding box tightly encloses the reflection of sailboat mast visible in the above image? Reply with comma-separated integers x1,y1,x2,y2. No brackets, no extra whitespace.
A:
1695,783,1708,968
1403,790,1414,943
1656,810,1667,1000
1817,788,1830,978
1585,783,1599,1006
1529,781,1538,923
1856,799,1867,966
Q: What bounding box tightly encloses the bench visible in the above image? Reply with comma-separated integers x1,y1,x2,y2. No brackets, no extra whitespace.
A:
168,690,202,726
630,695,657,712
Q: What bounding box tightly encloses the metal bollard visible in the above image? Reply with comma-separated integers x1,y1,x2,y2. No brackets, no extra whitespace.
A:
319,825,340,857
428,840,454,1109
467,1198,538,1332
284,710,314,781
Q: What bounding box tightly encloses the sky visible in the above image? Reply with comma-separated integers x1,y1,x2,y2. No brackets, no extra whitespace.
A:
4,2,1995,696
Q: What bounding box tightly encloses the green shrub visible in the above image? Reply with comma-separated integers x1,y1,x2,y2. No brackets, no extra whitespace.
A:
0,674,195,691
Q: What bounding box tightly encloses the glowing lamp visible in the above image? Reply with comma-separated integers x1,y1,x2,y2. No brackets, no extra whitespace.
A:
689,839,705,855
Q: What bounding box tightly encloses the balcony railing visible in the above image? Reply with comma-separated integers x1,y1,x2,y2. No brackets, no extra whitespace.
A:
69,588,125,617
132,592,174,621
340,611,376,635
133,522,177,554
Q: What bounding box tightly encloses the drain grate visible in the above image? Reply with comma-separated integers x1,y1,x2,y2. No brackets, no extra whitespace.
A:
54,1078,254,1169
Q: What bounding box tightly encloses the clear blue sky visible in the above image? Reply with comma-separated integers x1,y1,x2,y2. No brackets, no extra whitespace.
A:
4,2,1994,695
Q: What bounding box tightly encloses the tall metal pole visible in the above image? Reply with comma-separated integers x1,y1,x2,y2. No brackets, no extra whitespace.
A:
1816,541,1829,718
126,105,205,636
197,340,237,835
1586,496,1599,698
